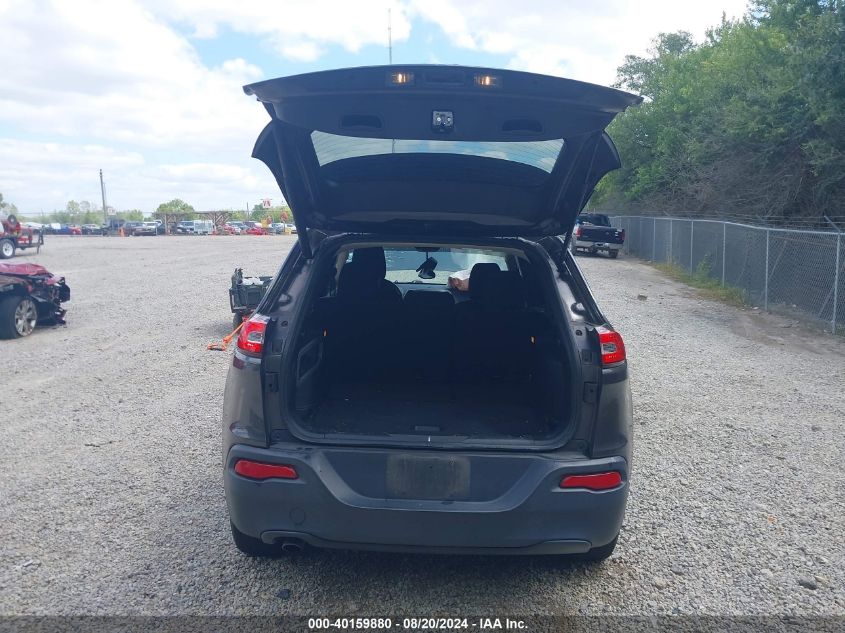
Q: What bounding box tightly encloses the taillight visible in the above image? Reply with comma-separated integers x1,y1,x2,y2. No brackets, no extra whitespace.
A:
236,314,269,355
234,459,298,480
560,471,622,490
619,228,625,240
596,326,626,365
574,226,581,238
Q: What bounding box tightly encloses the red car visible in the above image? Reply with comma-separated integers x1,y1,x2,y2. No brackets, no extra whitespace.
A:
0,262,70,338
245,226,268,235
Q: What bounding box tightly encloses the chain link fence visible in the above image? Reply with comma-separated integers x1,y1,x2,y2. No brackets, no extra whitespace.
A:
610,216,844,334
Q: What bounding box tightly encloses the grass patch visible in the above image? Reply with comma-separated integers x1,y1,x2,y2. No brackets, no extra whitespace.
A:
652,261,748,307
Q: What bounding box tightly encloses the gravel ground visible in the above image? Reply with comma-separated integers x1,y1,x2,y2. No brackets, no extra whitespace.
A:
1,236,844,617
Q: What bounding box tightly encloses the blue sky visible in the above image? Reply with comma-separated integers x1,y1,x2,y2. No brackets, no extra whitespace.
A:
0,0,748,216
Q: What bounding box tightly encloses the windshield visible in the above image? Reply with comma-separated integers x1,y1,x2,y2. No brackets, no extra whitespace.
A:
312,131,563,173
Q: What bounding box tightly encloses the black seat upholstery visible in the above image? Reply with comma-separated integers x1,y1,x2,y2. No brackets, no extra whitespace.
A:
454,263,530,381
402,290,455,381
351,247,402,303
323,257,401,380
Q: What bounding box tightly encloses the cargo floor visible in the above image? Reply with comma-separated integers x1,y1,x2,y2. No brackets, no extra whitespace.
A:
305,379,554,439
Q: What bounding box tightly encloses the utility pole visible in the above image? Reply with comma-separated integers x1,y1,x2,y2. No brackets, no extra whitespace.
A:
99,169,108,224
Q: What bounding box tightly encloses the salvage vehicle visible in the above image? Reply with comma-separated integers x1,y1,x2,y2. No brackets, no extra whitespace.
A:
0,262,70,338
134,221,159,236
122,221,143,236
177,219,214,235
229,267,273,330
51,224,82,236
81,224,103,235
1,214,43,259
572,213,625,258
223,65,639,560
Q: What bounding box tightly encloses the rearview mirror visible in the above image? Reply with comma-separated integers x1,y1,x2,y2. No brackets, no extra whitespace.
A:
416,256,438,280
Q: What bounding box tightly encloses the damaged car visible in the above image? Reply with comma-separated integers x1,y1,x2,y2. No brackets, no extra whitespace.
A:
0,263,70,338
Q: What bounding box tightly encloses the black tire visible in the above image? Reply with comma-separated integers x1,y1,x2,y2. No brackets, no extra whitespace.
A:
230,521,282,557
0,238,15,259
0,294,37,339
608,250,619,259
571,535,618,563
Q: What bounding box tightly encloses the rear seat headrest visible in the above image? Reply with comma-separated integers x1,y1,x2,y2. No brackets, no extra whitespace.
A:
403,289,455,310
469,263,525,308
469,263,501,301
337,261,379,299
351,247,387,280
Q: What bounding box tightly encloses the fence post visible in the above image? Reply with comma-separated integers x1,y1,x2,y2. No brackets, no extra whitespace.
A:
652,218,657,261
668,219,673,264
834,232,841,334
722,222,727,286
764,228,770,311
689,219,694,274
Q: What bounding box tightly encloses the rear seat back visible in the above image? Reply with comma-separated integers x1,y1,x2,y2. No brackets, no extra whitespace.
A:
454,263,531,381
401,290,455,381
323,261,400,380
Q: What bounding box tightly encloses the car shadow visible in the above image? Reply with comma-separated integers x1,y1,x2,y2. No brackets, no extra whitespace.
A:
245,547,611,612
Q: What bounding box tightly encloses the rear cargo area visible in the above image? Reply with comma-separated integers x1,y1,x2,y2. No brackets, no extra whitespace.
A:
310,373,553,440
286,247,573,444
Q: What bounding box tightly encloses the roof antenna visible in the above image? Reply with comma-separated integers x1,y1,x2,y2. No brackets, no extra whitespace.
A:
388,8,393,64
389,7,395,154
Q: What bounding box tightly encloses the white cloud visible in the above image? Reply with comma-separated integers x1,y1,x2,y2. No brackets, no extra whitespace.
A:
280,41,323,62
0,0,266,152
148,0,413,55
0,0,277,212
408,0,748,84
0,139,269,214
0,0,749,213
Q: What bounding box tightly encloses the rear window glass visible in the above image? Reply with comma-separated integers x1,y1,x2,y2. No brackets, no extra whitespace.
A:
345,248,508,285
578,214,610,226
312,131,563,173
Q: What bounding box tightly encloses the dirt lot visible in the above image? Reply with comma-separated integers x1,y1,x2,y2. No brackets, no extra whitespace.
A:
1,236,844,617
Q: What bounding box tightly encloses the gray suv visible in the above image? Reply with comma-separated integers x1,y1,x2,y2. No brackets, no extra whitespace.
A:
223,65,639,560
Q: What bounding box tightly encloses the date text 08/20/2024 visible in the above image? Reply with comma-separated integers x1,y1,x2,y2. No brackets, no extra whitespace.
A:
308,618,528,630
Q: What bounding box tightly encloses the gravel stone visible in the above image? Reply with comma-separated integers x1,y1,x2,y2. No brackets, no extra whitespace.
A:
798,577,818,590
653,577,670,590
1,239,844,617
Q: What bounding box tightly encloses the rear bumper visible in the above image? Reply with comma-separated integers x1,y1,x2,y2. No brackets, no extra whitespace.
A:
574,240,622,251
225,443,629,554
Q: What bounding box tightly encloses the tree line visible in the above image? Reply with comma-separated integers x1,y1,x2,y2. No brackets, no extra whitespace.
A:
592,0,844,224
5,194,293,225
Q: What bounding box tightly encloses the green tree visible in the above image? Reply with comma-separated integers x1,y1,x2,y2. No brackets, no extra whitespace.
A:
594,0,845,222
0,193,19,216
118,209,145,221
156,199,195,219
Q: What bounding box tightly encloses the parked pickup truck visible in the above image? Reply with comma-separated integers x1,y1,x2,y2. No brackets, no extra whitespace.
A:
573,213,625,258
